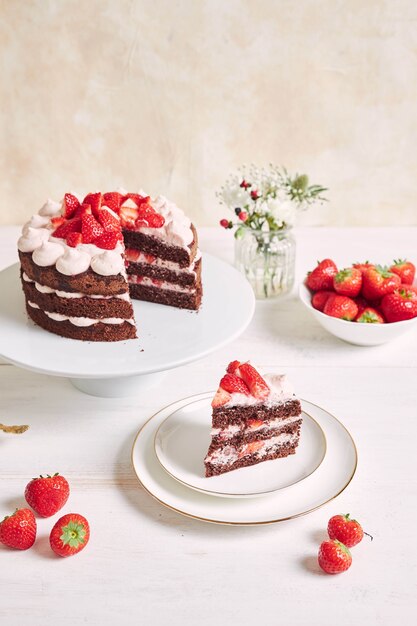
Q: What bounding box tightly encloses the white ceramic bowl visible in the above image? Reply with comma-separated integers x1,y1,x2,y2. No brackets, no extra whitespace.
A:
299,283,417,346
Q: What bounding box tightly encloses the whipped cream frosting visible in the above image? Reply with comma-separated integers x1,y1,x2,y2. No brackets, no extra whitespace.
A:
135,195,194,248
211,414,301,440
205,432,299,466
224,372,297,408
125,248,201,273
27,301,134,327
18,191,196,277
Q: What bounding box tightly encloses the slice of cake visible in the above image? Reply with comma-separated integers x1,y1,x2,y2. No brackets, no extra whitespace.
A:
204,361,302,477
117,191,202,310
18,193,136,342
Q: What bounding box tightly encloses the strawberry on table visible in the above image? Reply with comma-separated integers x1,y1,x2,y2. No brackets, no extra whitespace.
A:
389,259,416,286
0,508,37,550
381,286,417,322
238,363,270,399
25,473,70,517
327,514,364,547
361,265,400,300
306,259,338,291
333,267,362,298
49,513,90,558
220,373,250,395
311,290,333,312
355,307,384,324
323,294,358,321
318,539,352,574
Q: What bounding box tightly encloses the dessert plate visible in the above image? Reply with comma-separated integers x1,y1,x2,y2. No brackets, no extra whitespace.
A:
132,393,358,525
154,397,327,497
0,255,254,396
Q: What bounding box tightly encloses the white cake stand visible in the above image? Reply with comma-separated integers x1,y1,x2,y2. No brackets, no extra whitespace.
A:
0,254,255,397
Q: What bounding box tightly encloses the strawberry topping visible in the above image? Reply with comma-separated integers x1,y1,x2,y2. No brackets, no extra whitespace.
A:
66,232,83,247
220,374,250,395
81,214,104,244
211,387,232,408
238,363,270,400
63,193,80,219
103,192,122,212
83,192,102,216
94,231,120,250
97,207,120,232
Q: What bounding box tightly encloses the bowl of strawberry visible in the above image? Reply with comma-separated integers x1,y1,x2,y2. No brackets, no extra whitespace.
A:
299,258,417,346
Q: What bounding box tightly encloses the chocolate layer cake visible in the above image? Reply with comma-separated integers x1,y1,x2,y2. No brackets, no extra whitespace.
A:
119,194,202,311
17,190,202,341
17,193,136,342
204,361,302,477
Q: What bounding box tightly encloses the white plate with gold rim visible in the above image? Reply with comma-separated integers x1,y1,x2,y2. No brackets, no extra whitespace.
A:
131,393,358,525
154,397,327,498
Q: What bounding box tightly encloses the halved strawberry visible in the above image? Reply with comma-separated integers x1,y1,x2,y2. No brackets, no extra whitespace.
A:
81,214,104,243
66,232,83,247
125,248,140,262
145,253,156,263
74,202,92,218
151,278,163,287
211,387,231,408
51,216,65,228
136,203,156,218
238,363,270,400
146,213,165,228
122,193,148,207
120,206,139,229
103,192,122,213
239,441,264,458
247,419,264,430
97,208,120,232
63,193,80,219
53,218,81,239
94,231,119,250
220,373,250,395
83,193,102,216
226,360,241,374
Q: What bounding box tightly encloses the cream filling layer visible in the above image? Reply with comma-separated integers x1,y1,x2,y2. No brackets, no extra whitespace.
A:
125,248,201,274
27,301,134,327
22,273,130,301
205,431,300,466
211,414,302,440
127,274,196,293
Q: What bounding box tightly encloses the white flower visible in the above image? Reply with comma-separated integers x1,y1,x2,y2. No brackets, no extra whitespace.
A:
220,184,250,209
264,198,296,226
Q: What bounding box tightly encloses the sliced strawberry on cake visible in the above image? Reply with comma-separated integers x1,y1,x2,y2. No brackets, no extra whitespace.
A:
204,361,302,477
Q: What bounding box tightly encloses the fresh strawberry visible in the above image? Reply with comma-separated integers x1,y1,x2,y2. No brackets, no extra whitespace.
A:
151,278,163,287
0,508,37,550
53,218,82,239
353,261,374,274
355,307,384,323
318,540,352,574
353,295,369,317
51,216,65,228
94,231,120,250
74,202,92,218
226,360,241,374
144,213,165,228
145,253,156,263
389,259,416,285
381,286,417,322
63,193,80,219
24,473,70,517
83,192,102,216
136,202,156,218
361,265,401,300
81,214,104,243
238,363,270,400
97,208,120,232
323,294,358,321
122,193,148,207
327,514,364,548
247,419,264,430
66,232,83,247
239,441,264,458
103,192,122,213
333,267,362,297
49,513,90,558
311,290,334,312
220,373,250,395
120,206,139,229
211,387,232,408
306,259,338,291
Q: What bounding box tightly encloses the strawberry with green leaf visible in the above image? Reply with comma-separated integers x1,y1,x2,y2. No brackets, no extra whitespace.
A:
389,259,415,285
50,513,90,557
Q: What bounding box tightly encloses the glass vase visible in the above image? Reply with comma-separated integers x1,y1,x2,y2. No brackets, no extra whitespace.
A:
234,227,296,299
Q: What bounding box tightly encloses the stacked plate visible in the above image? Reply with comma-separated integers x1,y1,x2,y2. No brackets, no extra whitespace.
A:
131,393,358,525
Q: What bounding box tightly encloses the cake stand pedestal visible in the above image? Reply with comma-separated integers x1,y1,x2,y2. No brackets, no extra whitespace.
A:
0,254,255,397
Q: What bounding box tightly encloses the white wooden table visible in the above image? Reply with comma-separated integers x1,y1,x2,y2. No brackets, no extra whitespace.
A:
1,226,416,626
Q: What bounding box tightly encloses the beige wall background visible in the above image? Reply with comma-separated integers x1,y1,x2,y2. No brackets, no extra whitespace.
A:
1,0,416,227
